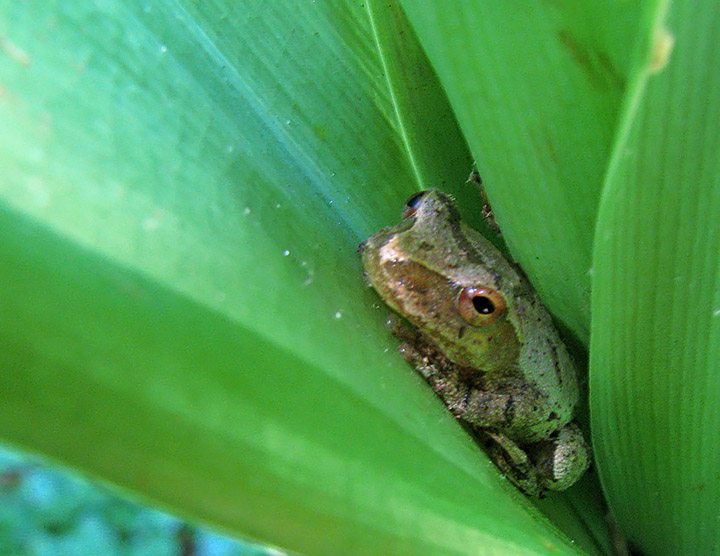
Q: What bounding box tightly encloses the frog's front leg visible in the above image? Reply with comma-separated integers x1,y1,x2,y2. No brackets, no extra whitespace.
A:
389,318,540,428
396,347,469,413
386,315,471,412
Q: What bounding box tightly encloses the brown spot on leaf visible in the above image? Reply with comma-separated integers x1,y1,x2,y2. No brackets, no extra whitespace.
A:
557,29,624,91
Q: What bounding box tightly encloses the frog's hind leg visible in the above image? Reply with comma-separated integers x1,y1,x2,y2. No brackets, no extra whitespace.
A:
526,422,591,492
483,431,544,497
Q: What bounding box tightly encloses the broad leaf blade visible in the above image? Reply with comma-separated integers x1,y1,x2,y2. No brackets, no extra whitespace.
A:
591,1,720,554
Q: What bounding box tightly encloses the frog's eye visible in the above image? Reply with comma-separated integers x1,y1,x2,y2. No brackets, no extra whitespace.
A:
458,286,506,325
402,190,429,219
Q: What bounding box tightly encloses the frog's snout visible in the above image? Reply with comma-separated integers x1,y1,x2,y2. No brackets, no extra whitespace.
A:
357,240,367,254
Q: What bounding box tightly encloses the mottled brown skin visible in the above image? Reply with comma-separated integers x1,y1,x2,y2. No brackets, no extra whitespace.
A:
360,190,590,496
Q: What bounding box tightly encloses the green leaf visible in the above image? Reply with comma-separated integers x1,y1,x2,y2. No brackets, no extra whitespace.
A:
590,1,720,554
0,2,610,555
399,0,648,345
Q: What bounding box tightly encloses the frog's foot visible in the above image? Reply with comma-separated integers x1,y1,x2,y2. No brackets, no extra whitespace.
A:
527,422,591,492
466,168,501,235
466,166,482,186
483,431,545,498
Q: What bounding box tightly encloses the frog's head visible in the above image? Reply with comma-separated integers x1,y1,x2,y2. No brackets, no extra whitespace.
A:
361,190,571,385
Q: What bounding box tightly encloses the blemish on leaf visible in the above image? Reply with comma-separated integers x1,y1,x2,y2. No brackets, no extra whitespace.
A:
649,27,674,73
557,29,623,91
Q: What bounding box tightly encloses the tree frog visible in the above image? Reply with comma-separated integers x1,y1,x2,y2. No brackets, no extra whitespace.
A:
359,190,590,496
